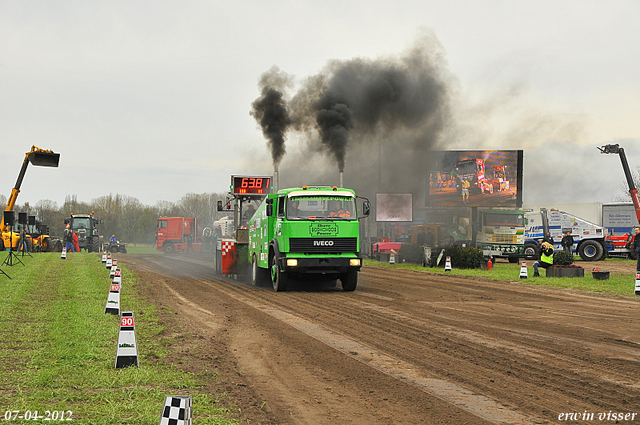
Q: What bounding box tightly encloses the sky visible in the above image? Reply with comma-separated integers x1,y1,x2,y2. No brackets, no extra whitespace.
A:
2,0,640,209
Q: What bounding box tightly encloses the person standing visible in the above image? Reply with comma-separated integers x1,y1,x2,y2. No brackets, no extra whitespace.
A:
64,224,74,252
533,242,554,277
542,231,554,246
561,231,574,253
72,230,80,253
186,232,194,253
631,226,640,271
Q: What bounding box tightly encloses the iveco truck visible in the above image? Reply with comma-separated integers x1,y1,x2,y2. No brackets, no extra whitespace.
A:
248,185,370,292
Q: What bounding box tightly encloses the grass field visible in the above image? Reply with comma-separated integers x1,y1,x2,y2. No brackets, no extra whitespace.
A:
364,258,639,297
0,252,237,425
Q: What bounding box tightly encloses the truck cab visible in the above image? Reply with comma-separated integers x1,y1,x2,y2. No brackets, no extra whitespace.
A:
248,186,369,292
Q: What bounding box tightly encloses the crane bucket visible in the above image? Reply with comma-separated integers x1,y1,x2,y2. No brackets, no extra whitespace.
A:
27,151,60,167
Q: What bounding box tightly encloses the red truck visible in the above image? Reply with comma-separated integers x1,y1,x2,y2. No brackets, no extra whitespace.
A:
156,217,203,254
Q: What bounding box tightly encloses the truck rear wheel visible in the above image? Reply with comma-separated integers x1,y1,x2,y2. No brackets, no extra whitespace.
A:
270,252,288,292
252,255,268,287
341,270,358,292
578,240,604,261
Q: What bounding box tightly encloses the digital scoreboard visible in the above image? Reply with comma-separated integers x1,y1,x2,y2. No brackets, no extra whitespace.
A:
231,176,272,195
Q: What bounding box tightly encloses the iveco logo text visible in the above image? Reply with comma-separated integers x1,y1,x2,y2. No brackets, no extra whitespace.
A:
313,240,334,246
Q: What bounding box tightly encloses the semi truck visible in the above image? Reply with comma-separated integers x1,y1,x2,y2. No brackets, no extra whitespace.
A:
476,208,525,262
156,217,202,254
524,208,607,261
248,185,370,291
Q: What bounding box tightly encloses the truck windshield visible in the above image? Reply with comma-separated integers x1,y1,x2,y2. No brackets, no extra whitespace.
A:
72,218,91,229
484,213,524,227
287,196,356,220
455,161,477,175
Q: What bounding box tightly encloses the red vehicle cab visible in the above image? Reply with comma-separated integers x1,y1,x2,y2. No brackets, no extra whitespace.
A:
156,217,202,254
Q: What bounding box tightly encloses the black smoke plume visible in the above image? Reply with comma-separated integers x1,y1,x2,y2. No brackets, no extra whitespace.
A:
250,66,293,169
289,32,450,183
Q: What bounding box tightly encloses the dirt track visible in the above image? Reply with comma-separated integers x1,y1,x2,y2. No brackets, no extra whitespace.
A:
121,254,640,424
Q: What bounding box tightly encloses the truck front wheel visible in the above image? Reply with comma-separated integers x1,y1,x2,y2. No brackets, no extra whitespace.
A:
578,240,604,261
524,242,538,260
269,252,288,292
341,270,358,292
163,242,175,254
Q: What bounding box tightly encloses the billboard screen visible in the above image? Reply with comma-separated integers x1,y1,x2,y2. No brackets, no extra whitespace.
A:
426,150,523,208
376,193,413,222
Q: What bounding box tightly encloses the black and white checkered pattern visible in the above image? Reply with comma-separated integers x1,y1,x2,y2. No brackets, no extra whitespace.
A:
158,396,192,425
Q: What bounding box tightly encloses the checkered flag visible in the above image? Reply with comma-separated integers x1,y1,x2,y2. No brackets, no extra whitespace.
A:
158,396,192,425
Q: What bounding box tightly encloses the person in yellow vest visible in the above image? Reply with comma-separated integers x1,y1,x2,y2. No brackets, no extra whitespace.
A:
533,241,554,277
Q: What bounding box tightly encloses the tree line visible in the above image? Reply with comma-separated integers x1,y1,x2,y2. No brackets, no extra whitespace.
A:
1,192,231,245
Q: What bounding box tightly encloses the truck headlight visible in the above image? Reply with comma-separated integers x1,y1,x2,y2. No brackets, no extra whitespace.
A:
286,259,298,267
350,259,361,266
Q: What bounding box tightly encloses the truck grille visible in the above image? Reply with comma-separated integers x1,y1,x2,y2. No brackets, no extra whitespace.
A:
289,237,357,254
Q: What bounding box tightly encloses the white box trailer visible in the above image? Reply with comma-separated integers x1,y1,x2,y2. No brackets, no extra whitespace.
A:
602,203,638,235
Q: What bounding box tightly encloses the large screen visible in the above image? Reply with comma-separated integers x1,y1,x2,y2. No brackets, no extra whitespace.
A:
376,193,413,222
426,150,523,208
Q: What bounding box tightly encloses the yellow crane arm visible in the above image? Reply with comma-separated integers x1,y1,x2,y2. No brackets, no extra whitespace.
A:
1,145,60,233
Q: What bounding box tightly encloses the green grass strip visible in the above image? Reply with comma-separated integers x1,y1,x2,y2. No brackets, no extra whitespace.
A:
0,252,237,425
365,258,638,297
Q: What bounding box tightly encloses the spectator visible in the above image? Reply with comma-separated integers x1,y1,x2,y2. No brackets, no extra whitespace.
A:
64,224,74,252
542,231,554,245
631,226,640,271
72,230,80,253
533,242,554,277
561,231,574,253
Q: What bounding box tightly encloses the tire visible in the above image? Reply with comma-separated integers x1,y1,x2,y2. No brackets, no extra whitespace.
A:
252,254,268,287
163,242,175,254
269,251,288,292
523,242,538,260
26,238,33,252
91,236,100,253
630,250,637,260
578,240,604,261
341,270,358,292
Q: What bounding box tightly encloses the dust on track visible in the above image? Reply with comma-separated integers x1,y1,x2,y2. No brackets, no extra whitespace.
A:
121,254,640,424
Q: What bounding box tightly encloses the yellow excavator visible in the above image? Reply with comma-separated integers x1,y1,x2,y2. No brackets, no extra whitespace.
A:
1,146,60,251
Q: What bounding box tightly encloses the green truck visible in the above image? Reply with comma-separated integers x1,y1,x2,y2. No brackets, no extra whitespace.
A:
248,185,370,292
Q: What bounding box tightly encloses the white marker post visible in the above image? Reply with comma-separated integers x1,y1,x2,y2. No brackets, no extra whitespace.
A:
158,396,192,425
61,248,66,260
635,272,640,296
104,281,121,315
112,268,122,285
115,311,138,368
106,254,112,269
519,262,528,279
444,256,452,272
101,251,107,263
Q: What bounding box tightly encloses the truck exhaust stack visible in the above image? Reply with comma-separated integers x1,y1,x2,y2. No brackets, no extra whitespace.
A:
274,169,279,192
339,171,343,188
